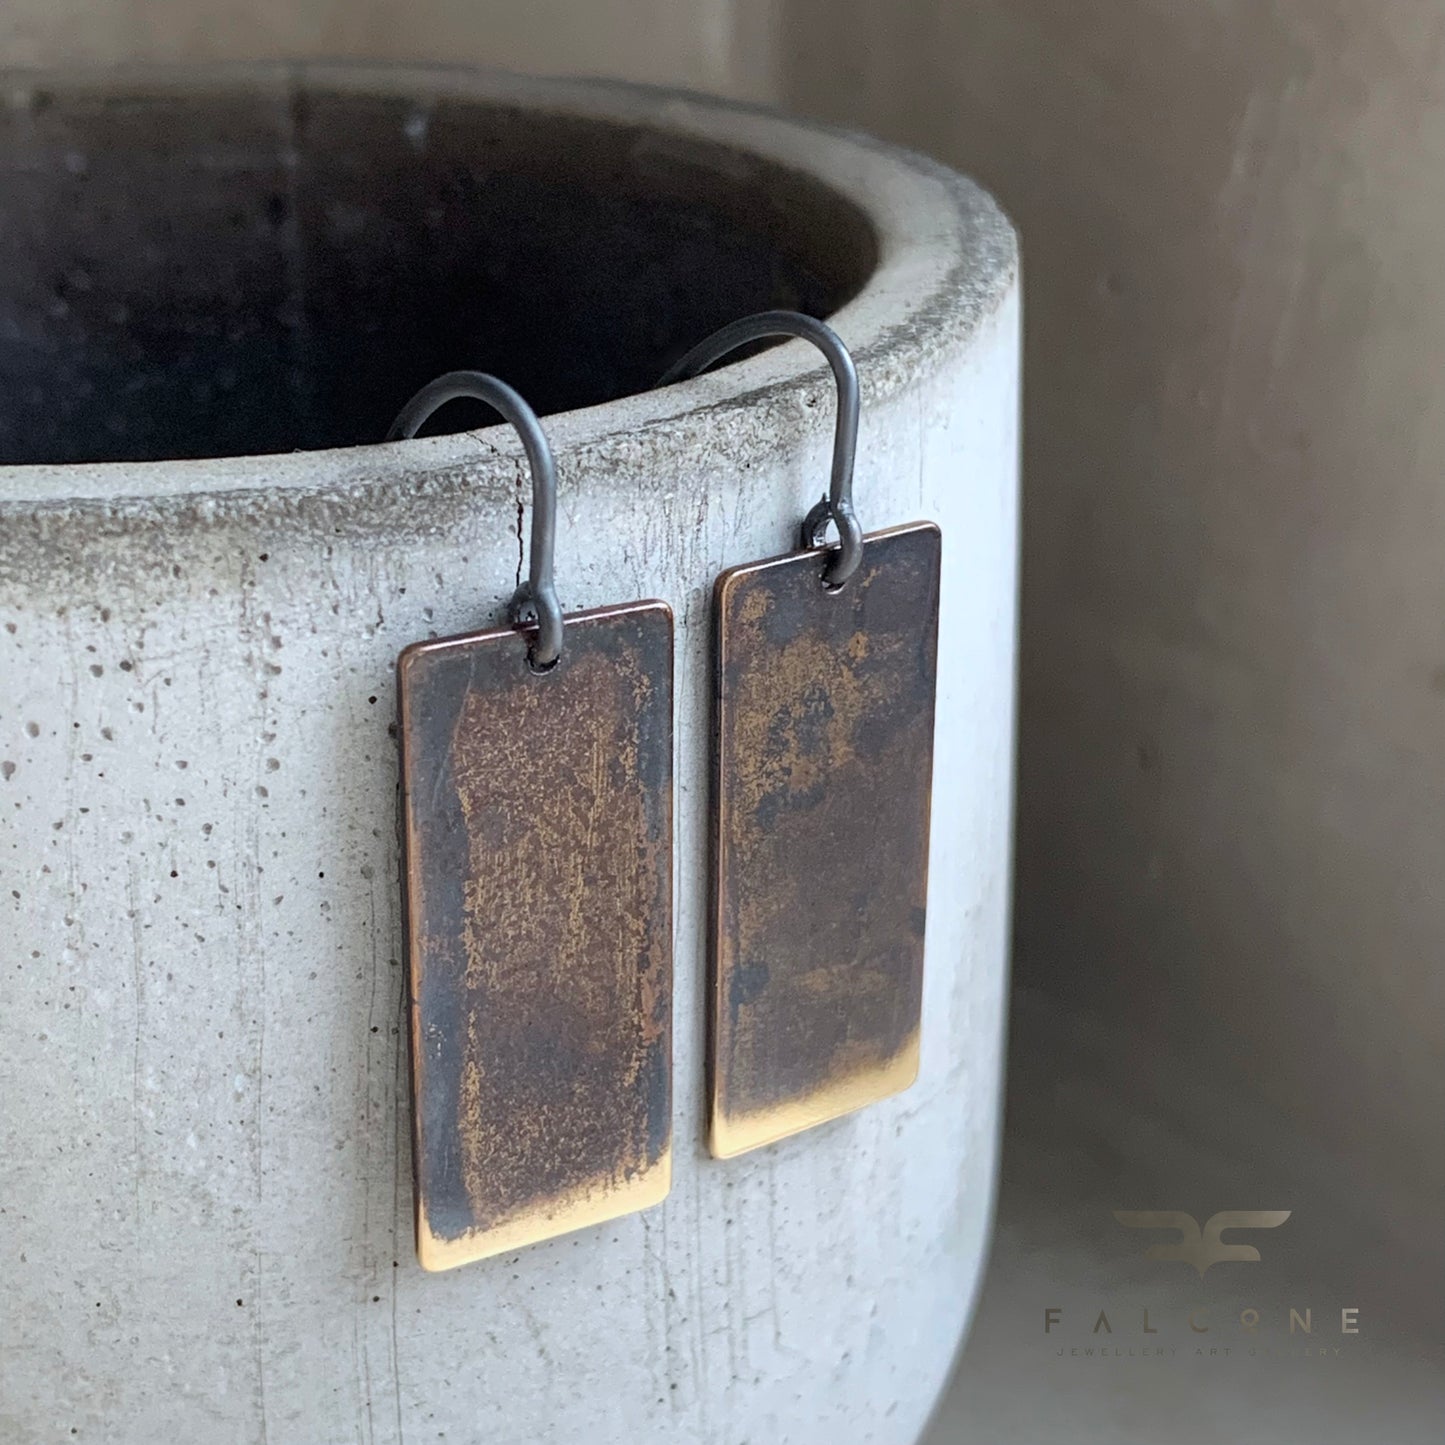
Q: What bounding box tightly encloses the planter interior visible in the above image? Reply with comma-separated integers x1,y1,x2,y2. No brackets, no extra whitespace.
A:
0,76,876,466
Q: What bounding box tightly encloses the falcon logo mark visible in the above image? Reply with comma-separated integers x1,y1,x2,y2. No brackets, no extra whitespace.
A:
1112,1211,1292,1277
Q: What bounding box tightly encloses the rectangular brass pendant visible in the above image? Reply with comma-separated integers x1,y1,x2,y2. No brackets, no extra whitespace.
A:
398,601,674,1270
710,522,941,1158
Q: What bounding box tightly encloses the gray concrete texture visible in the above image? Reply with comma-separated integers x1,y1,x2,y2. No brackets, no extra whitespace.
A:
0,66,1019,1442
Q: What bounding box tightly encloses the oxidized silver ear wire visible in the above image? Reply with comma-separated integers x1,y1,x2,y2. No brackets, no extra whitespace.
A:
388,371,563,668
659,310,864,588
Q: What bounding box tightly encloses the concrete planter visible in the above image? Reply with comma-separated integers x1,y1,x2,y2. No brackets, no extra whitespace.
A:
0,64,1018,1444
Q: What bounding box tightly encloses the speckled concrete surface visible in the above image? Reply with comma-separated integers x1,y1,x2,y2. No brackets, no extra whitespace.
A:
0,67,1018,1443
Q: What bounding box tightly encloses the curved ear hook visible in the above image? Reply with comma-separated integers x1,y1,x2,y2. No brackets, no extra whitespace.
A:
388,371,564,670
657,310,863,588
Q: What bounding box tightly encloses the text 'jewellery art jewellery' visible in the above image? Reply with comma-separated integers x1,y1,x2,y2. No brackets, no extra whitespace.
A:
660,312,943,1159
390,373,674,1271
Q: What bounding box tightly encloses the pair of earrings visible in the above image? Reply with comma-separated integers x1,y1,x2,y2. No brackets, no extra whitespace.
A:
394,313,942,1272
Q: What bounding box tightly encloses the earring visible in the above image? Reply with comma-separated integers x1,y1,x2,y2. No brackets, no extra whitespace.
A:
391,373,673,1269
660,315,941,1159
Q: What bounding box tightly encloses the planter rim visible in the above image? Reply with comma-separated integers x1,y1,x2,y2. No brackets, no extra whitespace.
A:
0,61,1017,518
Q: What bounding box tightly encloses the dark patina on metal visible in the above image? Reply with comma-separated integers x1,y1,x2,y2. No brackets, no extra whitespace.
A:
398,601,673,1269
710,522,941,1158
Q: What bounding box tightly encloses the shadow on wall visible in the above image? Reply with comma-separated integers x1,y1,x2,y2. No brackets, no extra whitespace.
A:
776,0,1444,1335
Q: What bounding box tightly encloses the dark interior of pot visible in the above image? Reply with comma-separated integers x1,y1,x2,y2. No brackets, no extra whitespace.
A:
0,77,878,466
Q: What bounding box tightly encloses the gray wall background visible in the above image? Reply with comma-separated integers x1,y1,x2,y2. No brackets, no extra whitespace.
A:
770,0,1445,1333
5,0,1439,1333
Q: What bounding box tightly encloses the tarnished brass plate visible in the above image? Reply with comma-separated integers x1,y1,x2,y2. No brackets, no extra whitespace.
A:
710,523,941,1158
398,601,673,1270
